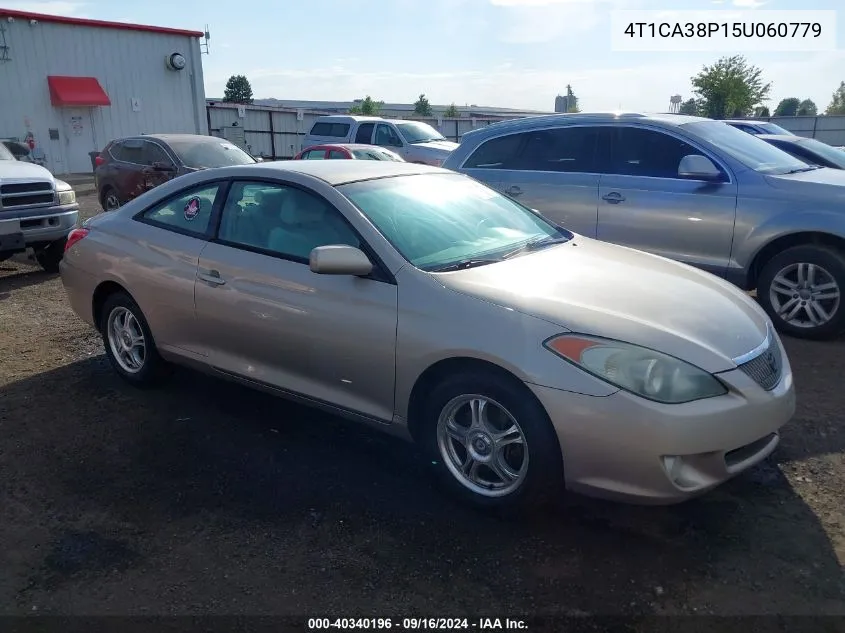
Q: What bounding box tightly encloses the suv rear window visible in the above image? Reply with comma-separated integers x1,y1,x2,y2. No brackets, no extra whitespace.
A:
309,122,351,137
463,133,524,169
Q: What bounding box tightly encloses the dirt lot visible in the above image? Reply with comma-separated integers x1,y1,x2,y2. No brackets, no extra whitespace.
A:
0,189,843,620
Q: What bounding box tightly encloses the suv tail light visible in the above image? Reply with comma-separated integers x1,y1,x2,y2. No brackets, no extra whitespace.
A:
65,227,89,253
94,154,105,167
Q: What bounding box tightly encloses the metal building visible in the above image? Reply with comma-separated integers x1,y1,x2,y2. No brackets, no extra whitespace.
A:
0,8,207,175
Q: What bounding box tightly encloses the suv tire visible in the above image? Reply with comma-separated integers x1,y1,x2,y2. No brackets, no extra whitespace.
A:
757,245,845,340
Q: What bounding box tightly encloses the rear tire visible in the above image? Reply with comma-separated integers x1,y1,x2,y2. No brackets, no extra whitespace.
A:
421,371,563,513
757,245,845,340
102,186,121,211
35,238,67,273
100,292,169,386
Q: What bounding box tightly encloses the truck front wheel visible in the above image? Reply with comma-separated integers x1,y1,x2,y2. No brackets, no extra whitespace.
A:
35,238,67,273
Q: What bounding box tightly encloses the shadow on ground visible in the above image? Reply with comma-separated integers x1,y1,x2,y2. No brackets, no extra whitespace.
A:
0,357,843,616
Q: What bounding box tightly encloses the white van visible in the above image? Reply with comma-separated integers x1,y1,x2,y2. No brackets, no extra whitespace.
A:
302,115,458,166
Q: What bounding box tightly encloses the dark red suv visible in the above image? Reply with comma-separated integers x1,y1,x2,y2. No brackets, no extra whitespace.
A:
94,134,256,211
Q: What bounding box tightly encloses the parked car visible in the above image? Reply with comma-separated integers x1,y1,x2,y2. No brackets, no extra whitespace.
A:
94,134,256,211
60,160,794,510
294,143,404,162
758,134,845,170
723,120,795,136
0,141,78,271
443,112,845,340
303,116,457,166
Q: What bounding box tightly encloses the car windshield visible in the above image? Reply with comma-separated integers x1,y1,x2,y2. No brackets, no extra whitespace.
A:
759,123,794,135
0,143,16,161
340,173,569,271
167,139,256,169
797,138,845,169
395,121,447,144
352,148,402,161
683,121,810,175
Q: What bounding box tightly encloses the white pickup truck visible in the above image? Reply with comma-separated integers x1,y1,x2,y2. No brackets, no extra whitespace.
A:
0,143,79,272
302,116,459,166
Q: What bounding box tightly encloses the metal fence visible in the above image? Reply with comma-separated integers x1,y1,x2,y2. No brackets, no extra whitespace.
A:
206,102,522,160
738,115,845,146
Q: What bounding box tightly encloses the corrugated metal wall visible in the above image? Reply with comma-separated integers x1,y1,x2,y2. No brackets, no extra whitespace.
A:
0,18,206,174
207,103,521,159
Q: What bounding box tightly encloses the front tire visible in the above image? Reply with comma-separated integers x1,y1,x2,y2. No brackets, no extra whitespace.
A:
422,372,563,512
100,292,168,386
757,245,845,340
35,238,67,273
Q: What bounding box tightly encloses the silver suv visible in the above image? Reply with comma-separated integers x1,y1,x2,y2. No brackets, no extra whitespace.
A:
443,112,845,340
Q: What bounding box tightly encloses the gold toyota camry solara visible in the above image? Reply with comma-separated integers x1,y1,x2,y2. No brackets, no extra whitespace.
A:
61,161,796,510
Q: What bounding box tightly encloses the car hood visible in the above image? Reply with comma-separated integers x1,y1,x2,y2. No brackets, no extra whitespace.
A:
765,167,845,201
0,159,54,183
410,140,459,154
434,237,769,373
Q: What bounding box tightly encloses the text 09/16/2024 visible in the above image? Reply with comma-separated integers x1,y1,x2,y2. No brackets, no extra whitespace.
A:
610,10,837,52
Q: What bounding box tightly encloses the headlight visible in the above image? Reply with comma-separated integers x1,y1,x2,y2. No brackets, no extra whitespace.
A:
543,334,727,404
58,189,76,205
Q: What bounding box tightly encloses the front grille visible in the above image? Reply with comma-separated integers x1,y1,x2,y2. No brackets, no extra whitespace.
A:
0,181,55,210
737,337,783,391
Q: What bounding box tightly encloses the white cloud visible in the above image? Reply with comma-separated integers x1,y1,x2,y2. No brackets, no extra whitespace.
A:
733,0,767,7
0,1,86,14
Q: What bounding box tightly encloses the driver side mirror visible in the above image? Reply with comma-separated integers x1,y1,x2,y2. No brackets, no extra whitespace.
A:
254,156,264,163
678,154,722,181
310,245,373,276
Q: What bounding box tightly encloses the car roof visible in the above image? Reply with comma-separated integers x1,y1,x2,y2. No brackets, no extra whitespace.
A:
139,134,228,144
247,159,443,185
757,134,807,142
723,120,763,125
305,144,394,152
460,111,712,142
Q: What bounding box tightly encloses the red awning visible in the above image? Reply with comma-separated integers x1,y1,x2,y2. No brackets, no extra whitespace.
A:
47,76,111,107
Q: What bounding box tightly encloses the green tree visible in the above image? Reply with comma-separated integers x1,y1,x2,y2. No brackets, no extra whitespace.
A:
222,75,254,104
414,93,433,116
825,82,845,115
678,98,698,115
349,96,383,115
774,97,801,116
797,99,817,116
444,103,459,117
754,105,771,117
690,55,771,119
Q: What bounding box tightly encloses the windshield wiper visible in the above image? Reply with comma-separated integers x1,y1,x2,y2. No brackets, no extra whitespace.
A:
429,258,502,272
499,235,571,260
785,165,822,174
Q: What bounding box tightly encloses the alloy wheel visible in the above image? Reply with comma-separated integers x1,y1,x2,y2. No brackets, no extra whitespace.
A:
769,262,841,329
106,306,147,374
436,394,529,498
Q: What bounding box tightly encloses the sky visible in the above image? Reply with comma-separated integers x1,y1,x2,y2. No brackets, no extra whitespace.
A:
3,0,844,112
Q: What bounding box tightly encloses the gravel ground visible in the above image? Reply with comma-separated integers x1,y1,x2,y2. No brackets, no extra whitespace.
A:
0,189,843,620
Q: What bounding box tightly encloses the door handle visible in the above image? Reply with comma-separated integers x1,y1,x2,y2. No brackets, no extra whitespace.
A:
602,191,625,204
504,185,523,197
197,270,226,286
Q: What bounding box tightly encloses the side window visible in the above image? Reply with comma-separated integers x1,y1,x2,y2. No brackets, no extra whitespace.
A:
139,183,219,235
463,133,525,169
328,150,348,159
375,124,402,148
355,123,375,143
144,142,173,166
217,181,360,261
305,150,326,160
512,126,600,173
609,128,710,179
115,141,146,164
299,150,311,160
309,122,350,137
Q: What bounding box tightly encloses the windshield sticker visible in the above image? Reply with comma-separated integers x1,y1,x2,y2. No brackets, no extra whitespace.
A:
184,196,202,221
